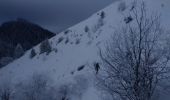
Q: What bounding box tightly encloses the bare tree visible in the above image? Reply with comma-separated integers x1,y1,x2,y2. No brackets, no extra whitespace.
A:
15,73,55,100
98,2,169,100
0,87,12,100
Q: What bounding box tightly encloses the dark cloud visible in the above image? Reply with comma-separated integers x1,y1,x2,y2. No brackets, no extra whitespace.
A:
0,0,115,33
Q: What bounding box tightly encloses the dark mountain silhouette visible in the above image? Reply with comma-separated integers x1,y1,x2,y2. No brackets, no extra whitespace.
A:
0,18,55,66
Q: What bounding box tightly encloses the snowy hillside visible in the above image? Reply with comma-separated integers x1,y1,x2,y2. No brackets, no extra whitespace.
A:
0,0,170,100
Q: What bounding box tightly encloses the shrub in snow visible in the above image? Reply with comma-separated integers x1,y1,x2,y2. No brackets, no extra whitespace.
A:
98,18,104,27
95,12,105,33
71,71,74,75
96,18,104,32
100,11,105,19
58,37,64,44
124,16,133,24
40,39,52,55
30,49,36,59
65,38,69,44
92,18,104,33
84,26,89,33
75,38,81,45
14,73,56,100
77,65,85,71
14,43,24,58
64,29,71,34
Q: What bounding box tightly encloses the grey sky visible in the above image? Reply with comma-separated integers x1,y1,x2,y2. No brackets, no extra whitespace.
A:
0,0,115,33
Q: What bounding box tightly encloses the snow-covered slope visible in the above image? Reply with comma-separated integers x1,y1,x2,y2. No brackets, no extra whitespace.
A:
0,0,170,99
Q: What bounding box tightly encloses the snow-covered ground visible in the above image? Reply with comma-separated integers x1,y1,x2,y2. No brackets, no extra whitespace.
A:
0,0,170,99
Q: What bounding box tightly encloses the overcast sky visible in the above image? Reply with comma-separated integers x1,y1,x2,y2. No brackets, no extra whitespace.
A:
0,0,115,33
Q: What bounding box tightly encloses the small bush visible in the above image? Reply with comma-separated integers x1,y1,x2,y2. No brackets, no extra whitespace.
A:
65,38,69,44
64,30,70,34
92,18,104,33
98,18,104,27
124,16,133,24
77,65,85,71
58,37,64,44
100,11,105,19
84,26,89,33
75,39,81,45
30,49,36,59
40,39,52,55
71,71,74,75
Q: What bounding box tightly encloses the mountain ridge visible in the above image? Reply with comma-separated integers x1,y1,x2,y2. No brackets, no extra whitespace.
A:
0,18,55,67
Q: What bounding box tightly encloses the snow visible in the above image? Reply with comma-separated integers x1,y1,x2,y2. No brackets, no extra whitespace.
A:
82,87,101,100
0,0,170,100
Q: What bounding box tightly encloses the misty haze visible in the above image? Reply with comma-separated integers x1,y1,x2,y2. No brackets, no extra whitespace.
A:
0,0,170,100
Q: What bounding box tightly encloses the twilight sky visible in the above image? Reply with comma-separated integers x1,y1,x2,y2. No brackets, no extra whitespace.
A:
0,0,115,33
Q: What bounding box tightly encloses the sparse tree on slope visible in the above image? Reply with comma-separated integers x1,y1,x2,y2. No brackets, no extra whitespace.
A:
14,43,24,58
40,39,52,55
98,2,169,100
100,11,105,19
30,49,36,59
